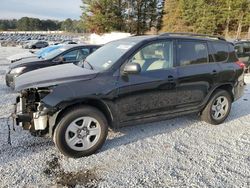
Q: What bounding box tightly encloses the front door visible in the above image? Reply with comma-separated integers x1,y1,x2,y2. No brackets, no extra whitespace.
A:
115,40,178,123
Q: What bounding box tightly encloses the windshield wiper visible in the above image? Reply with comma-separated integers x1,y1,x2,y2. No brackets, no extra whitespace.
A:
38,56,44,59
84,60,94,70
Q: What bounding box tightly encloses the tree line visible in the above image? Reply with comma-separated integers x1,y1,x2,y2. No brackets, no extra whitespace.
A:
161,0,250,38
81,0,250,37
0,17,82,32
81,0,163,34
0,0,163,35
1,0,250,38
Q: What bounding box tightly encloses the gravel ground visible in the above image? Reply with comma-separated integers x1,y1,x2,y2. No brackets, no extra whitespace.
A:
0,46,250,188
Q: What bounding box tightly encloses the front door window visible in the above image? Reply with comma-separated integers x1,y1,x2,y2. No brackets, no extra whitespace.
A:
128,41,174,72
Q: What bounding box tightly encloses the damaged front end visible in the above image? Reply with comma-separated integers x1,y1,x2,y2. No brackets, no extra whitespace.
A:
15,88,54,136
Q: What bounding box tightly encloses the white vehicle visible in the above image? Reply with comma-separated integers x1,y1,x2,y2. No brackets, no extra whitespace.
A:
7,51,36,63
7,45,63,63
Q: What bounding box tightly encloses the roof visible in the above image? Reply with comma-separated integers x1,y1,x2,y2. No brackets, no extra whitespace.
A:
159,32,226,41
59,44,101,50
112,35,156,43
108,33,228,44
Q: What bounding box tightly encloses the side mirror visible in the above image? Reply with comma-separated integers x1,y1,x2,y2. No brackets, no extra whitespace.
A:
123,63,141,75
54,56,66,63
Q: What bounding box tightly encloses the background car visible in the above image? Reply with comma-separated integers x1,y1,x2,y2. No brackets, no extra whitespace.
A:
234,40,250,73
63,40,78,44
5,44,101,87
7,44,63,63
22,40,49,49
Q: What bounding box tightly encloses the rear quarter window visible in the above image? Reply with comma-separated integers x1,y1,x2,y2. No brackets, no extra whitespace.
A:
212,42,229,62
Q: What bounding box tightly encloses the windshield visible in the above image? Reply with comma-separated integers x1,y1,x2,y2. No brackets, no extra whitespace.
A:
35,48,44,56
35,45,62,58
85,40,136,71
43,47,67,60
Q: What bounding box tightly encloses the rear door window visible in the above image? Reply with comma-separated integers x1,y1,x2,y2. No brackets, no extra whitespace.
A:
212,42,229,62
80,48,91,59
177,40,209,66
63,50,81,62
91,47,99,53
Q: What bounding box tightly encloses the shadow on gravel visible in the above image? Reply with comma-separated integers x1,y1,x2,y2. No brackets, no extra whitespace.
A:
43,156,100,188
102,85,250,153
0,70,6,75
103,114,196,152
225,87,250,123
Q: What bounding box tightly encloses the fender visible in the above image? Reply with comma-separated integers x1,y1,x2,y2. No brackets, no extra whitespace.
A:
47,97,118,136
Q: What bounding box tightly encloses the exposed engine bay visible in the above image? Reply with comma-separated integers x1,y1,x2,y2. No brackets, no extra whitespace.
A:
16,88,52,136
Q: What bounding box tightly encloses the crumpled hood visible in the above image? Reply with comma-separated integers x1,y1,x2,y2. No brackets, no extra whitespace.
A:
9,57,43,69
14,63,99,91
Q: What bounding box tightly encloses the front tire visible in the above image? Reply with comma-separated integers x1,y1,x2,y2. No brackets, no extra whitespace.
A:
201,90,232,125
54,106,108,158
5,79,10,87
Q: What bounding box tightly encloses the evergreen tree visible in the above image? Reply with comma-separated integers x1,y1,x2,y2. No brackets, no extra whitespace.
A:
81,0,125,33
161,0,250,37
161,0,191,32
81,0,161,34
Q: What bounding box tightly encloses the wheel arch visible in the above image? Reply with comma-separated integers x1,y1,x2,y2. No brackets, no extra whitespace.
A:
50,99,114,136
213,84,234,101
202,83,234,111
200,84,233,125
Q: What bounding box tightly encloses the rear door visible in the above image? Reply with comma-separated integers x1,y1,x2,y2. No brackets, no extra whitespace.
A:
211,41,237,83
175,39,221,110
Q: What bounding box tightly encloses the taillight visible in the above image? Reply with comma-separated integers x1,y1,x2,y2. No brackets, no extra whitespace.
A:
235,60,245,69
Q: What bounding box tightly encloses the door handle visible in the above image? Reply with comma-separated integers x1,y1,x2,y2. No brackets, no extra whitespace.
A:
168,75,174,82
212,70,218,75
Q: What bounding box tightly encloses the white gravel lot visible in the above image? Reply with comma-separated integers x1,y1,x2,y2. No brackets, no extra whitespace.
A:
0,46,250,188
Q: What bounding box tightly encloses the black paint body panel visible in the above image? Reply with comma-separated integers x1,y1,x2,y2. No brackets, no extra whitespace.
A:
15,36,245,129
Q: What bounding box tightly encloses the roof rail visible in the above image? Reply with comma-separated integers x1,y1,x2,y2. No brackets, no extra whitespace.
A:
235,39,250,42
160,32,226,41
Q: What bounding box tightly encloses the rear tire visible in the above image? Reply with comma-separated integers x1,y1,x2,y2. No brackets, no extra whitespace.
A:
53,105,108,158
201,90,232,125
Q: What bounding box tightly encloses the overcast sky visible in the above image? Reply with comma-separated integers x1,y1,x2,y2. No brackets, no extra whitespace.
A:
0,0,82,20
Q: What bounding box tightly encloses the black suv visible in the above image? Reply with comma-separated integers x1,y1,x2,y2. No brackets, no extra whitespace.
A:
13,33,245,158
234,40,250,73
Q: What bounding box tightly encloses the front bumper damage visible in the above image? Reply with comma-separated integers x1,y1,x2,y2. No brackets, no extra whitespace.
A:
14,89,60,137
15,95,49,133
